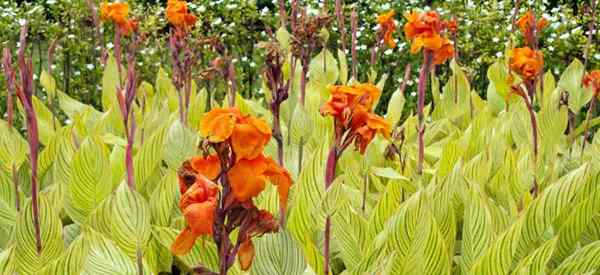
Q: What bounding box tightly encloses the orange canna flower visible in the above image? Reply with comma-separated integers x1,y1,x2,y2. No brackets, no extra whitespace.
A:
447,18,458,34
321,83,381,121
349,106,391,153
200,107,272,161
404,10,454,64
321,83,390,154
404,11,444,40
238,239,255,271
432,37,454,65
172,176,219,255
100,2,137,36
191,154,222,180
100,2,129,25
200,107,241,142
228,154,292,211
231,116,272,161
510,47,544,81
584,70,600,96
166,0,197,30
517,10,547,35
377,10,397,49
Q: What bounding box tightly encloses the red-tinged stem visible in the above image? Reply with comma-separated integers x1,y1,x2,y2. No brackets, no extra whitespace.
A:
323,146,338,275
582,96,597,152
335,0,346,52
227,62,237,108
583,0,597,70
25,105,42,254
350,9,358,80
417,51,433,175
278,0,287,28
125,129,135,190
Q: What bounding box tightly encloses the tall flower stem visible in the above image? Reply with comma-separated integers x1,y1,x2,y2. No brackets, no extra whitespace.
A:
518,83,539,196
323,146,338,275
350,9,358,80
582,97,597,152
335,0,346,52
417,51,433,175
12,23,43,255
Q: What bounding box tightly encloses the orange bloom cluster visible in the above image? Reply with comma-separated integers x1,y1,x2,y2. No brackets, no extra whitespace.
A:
171,108,291,268
172,172,218,255
166,0,197,30
447,18,458,34
404,11,455,65
584,70,600,96
510,47,544,81
199,107,292,213
517,10,547,46
377,11,397,49
100,2,137,36
320,83,391,153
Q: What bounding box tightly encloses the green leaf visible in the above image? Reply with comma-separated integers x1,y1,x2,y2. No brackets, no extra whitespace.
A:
385,87,406,127
65,136,112,224
102,54,120,111
164,120,198,169
14,195,65,274
252,230,306,275
338,49,348,85
551,241,600,275
40,70,57,99
276,27,291,51
134,126,167,192
487,61,510,99
152,226,219,272
557,59,590,112
512,238,557,275
88,184,151,262
149,171,178,227
461,191,494,273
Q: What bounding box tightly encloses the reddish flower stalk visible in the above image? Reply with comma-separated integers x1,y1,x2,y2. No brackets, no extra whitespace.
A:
335,0,346,52
583,0,597,70
9,23,43,254
86,0,108,65
278,0,287,28
320,83,391,275
417,51,433,175
261,39,291,225
117,34,144,191
173,108,292,274
169,30,196,125
351,9,358,80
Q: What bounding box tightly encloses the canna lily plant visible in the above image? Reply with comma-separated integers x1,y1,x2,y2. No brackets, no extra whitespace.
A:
2,2,600,275
403,10,455,175
171,107,293,274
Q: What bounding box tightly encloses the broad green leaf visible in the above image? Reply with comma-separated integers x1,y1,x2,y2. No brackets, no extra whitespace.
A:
14,195,65,274
164,120,198,169
512,238,557,275
338,49,348,85
134,127,167,192
551,241,600,275
487,61,510,99
385,87,406,127
557,59,590,112
65,136,112,224
102,54,120,111
252,230,306,275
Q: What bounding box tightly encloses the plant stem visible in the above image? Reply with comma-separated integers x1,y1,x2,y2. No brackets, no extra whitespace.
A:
350,9,358,80
361,172,368,212
323,146,337,275
582,96,597,152
335,0,346,52
417,51,432,175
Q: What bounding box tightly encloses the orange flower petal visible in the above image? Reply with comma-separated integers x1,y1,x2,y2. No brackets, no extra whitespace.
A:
191,154,222,180
238,239,255,271
184,198,217,236
263,157,293,212
228,157,269,202
179,176,219,210
171,227,198,255
231,118,271,161
200,107,240,142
